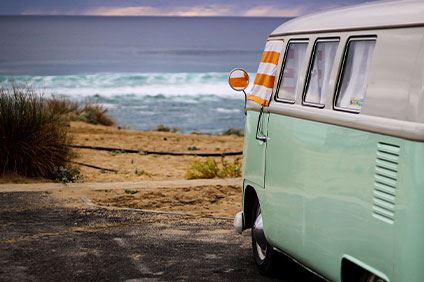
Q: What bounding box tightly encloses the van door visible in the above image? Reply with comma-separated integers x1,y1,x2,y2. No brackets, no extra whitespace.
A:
262,113,304,257
243,107,269,189
261,40,310,257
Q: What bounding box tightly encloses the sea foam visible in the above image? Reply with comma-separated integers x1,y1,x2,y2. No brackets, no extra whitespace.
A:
0,72,253,99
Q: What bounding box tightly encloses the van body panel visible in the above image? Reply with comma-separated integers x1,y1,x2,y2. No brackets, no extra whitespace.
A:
249,111,424,281
271,1,424,37
242,110,268,189
360,28,423,122
263,114,397,281
393,142,424,282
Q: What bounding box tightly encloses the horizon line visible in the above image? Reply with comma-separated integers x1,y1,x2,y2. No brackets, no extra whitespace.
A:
0,14,292,19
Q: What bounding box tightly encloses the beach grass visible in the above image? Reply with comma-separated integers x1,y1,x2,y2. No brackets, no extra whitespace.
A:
48,97,115,126
0,85,75,179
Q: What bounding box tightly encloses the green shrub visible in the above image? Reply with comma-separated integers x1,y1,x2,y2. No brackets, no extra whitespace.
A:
78,102,115,126
186,157,242,179
0,85,74,179
221,128,244,137
153,124,179,133
219,157,242,178
52,166,81,183
124,189,138,195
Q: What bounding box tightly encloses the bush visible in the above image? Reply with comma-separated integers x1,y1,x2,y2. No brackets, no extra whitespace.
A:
46,96,115,127
186,157,242,179
52,166,81,183
78,102,115,126
47,96,79,117
221,128,244,137
0,85,74,179
153,124,179,133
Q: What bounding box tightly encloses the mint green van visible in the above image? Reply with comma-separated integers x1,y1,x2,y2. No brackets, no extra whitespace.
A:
229,1,424,281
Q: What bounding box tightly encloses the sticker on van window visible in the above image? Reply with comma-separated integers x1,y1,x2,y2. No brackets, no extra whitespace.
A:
247,40,284,107
350,97,364,107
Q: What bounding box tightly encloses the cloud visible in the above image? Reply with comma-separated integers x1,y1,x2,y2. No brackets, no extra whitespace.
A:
86,6,158,16
84,5,232,17
20,1,369,17
243,5,305,17
170,6,233,17
22,8,80,16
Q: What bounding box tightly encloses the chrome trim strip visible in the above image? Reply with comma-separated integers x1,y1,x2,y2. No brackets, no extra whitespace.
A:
246,102,424,141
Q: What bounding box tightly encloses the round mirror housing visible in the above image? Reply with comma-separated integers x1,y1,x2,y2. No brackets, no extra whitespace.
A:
228,68,249,92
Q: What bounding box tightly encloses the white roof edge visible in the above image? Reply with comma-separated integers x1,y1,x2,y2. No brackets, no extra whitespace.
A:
271,0,424,36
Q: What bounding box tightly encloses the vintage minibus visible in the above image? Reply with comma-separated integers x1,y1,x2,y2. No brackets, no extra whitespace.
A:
229,1,424,281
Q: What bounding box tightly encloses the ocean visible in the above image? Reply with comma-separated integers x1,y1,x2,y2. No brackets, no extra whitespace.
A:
0,16,287,132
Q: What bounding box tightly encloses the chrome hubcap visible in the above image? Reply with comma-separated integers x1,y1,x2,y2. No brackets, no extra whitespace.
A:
253,209,267,260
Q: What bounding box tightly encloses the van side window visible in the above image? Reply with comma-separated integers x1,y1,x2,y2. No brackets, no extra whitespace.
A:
276,41,308,103
304,39,339,107
335,38,376,112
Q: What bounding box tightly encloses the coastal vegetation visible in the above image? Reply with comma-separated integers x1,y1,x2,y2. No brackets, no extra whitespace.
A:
0,84,115,181
0,85,75,180
48,97,115,126
185,157,242,180
153,124,179,133
221,128,244,137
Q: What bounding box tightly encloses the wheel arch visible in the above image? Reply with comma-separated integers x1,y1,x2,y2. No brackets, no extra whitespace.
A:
341,255,389,282
243,185,258,230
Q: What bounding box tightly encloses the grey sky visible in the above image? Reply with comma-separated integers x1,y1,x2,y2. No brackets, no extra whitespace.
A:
0,0,375,17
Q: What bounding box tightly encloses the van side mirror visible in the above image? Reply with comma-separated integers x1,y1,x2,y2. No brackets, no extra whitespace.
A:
228,68,249,115
228,68,249,92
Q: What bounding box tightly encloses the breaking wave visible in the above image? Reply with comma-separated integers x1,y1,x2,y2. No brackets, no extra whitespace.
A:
0,72,253,99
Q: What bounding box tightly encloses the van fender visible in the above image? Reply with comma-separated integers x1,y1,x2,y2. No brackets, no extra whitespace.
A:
242,179,265,230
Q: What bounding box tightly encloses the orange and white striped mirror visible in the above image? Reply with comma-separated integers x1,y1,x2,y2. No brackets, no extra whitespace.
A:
228,68,249,91
247,40,284,107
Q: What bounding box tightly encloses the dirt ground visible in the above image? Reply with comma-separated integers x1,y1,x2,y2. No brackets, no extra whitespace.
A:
52,184,242,218
0,191,324,281
0,122,243,184
70,122,244,182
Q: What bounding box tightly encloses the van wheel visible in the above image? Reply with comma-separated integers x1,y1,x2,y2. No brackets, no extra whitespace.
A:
251,199,279,275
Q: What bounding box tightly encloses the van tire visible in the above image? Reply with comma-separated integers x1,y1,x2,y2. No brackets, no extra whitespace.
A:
359,272,386,282
251,199,279,275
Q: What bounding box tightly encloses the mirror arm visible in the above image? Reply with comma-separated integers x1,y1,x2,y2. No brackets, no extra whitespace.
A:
242,90,247,116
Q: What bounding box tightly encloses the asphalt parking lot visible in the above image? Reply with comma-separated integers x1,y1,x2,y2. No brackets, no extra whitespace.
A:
0,191,323,281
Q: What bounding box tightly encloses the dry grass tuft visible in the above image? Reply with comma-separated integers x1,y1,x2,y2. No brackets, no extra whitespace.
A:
186,157,242,179
0,85,75,179
46,97,115,127
78,102,115,126
153,124,179,133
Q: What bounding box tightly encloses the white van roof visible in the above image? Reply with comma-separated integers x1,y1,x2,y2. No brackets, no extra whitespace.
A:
271,0,424,36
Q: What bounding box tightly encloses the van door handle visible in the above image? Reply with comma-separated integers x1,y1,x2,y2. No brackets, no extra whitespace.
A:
256,134,268,142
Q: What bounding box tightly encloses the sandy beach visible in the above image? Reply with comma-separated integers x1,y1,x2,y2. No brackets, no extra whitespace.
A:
1,121,244,217
70,121,244,182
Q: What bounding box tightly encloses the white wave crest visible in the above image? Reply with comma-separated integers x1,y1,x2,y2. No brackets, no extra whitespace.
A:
0,72,254,99
216,107,240,113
